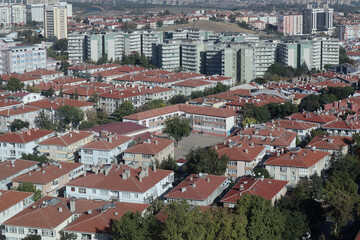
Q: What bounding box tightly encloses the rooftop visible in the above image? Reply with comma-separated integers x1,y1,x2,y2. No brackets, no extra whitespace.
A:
0,159,38,181
39,131,93,146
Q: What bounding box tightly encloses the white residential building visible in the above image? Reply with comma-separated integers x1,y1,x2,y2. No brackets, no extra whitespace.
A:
152,42,181,71
0,159,38,190
30,4,44,22
0,106,41,132
66,165,174,204
0,190,34,224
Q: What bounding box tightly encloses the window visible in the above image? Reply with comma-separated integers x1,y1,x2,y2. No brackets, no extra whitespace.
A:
18,228,24,234
122,192,130,198
92,189,96,194
228,169,237,174
280,167,287,172
71,187,75,192
53,179,59,186
79,188,86,194
100,190,108,196
280,175,287,180
228,161,237,166
142,154,152,159
299,168,309,174
268,166,275,171
291,176,296,181
134,193,139,198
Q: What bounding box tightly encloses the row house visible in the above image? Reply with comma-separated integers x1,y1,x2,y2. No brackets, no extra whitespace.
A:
171,79,216,96
9,92,44,104
82,121,148,137
68,63,120,76
165,173,228,206
322,120,360,137
0,99,22,111
80,134,133,169
99,89,144,114
141,86,175,102
0,190,34,224
0,129,55,161
0,159,38,190
286,112,338,126
28,98,95,122
306,135,352,155
66,164,174,204
221,177,288,207
0,106,41,132
216,142,266,178
12,162,85,197
24,69,64,82
265,119,319,140
123,104,236,137
226,125,297,152
0,74,42,87
264,148,330,187
38,131,94,162
122,137,175,166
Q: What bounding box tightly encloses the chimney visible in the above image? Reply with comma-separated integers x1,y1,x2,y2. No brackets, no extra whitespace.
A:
58,207,63,212
244,149,248,154
192,182,196,188
87,209,92,215
28,172,31,176
70,199,76,212
152,161,157,172
181,187,187,192
114,212,119,216
206,178,210,183
109,136,112,143
240,184,244,190
58,164,62,169
42,170,45,174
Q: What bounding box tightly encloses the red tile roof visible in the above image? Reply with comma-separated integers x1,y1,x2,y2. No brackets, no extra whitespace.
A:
64,201,149,234
286,112,338,124
28,97,94,110
39,131,93,146
0,190,33,213
265,148,330,168
322,120,360,130
13,162,83,185
220,177,288,203
307,135,352,150
67,165,172,193
24,69,63,77
99,89,144,99
165,173,227,201
80,135,132,150
216,143,265,162
82,122,148,136
4,197,73,229
0,159,38,181
123,137,174,155
0,105,41,117
172,79,213,88
123,104,236,121
0,129,54,143
265,119,319,130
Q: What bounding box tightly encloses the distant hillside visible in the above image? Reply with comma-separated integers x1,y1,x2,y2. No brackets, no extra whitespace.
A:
158,20,259,34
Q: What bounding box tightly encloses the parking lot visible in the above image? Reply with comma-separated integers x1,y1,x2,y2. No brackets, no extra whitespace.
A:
173,133,225,159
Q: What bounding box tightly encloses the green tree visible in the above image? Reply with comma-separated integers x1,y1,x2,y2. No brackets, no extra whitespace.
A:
186,146,229,175
190,91,203,99
164,117,191,146
41,87,55,98
10,119,29,131
52,38,68,54
59,61,70,75
146,197,165,215
21,153,50,165
35,111,56,130
59,86,63,97
57,105,84,128
111,211,148,240
112,101,137,121
97,73,103,82
16,182,42,201
22,235,42,240
309,173,323,200
156,20,164,27
169,94,187,104
78,120,96,130
74,89,79,100
161,201,206,240
299,94,321,112
236,194,285,240
253,167,270,178
145,99,166,110
6,77,24,92
158,155,178,171
241,117,257,126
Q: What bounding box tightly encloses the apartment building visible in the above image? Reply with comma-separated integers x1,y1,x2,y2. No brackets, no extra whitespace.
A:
216,143,266,178
85,34,102,62
103,33,124,62
0,41,47,74
181,41,206,74
221,177,288,207
266,119,319,140
122,137,174,166
38,131,94,162
320,37,339,69
142,86,175,101
65,165,174,204
265,148,330,186
99,89,144,113
123,104,236,137
30,4,44,22
123,32,141,55
277,14,303,35
338,24,360,40
306,135,352,155
304,4,334,34
4,197,75,240
172,79,215,96
165,173,228,206
152,42,181,71
44,5,68,39
0,190,34,224
12,162,85,196
0,106,41,132
141,31,163,59
80,135,133,169
67,33,85,64
0,159,38,190
0,3,26,27
0,129,55,161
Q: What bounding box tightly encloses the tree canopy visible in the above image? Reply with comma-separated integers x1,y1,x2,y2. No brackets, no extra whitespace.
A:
164,117,191,146
57,105,84,129
186,146,229,175
112,101,137,121
5,77,24,92
10,119,29,132
169,94,187,104
15,182,42,202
